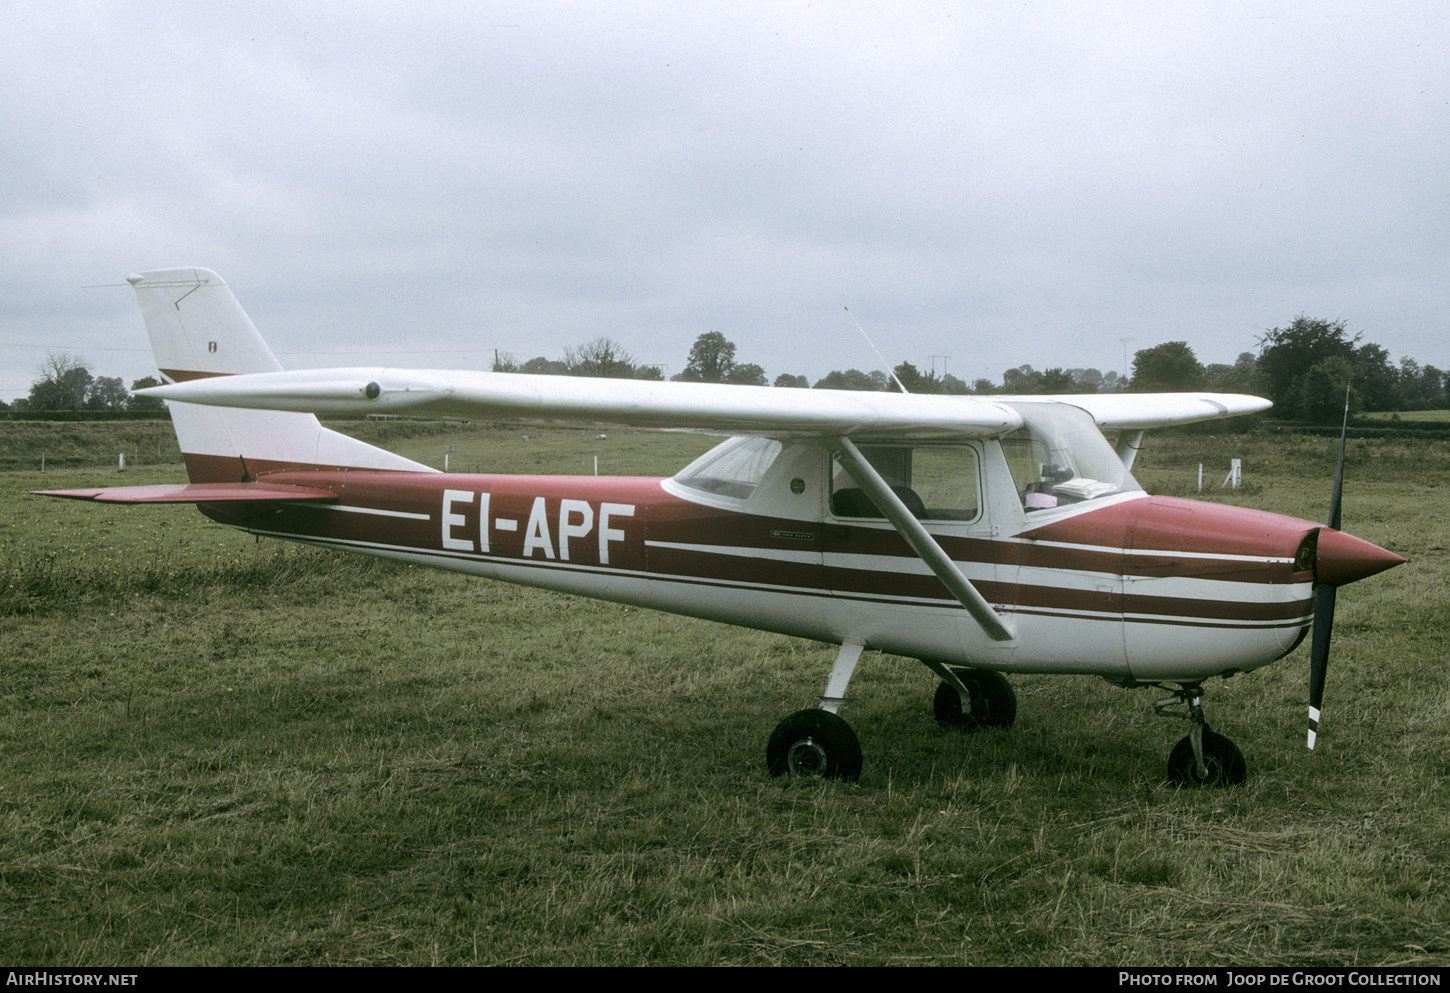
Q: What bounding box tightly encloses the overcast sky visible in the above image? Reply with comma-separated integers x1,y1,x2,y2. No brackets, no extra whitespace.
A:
3,1,1446,401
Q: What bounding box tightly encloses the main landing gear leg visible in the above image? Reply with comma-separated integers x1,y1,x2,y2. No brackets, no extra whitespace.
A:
923,660,1017,730
766,643,864,781
1155,683,1247,787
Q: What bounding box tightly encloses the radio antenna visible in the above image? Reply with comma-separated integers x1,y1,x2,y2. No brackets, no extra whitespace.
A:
845,307,909,393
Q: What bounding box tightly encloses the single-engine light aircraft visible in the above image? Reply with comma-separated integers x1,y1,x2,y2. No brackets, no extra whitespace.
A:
37,268,1405,785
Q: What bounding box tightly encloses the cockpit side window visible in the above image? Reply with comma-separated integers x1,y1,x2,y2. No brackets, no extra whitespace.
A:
830,445,980,522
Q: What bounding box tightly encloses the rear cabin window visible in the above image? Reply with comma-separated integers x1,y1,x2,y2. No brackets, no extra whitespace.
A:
830,445,980,522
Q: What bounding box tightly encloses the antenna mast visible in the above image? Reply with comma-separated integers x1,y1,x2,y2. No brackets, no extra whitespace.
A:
845,307,909,393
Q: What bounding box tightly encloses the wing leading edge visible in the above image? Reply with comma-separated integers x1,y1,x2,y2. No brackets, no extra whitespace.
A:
1021,392,1272,430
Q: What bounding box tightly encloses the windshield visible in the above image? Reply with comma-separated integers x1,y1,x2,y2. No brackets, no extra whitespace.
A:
1000,402,1141,510
673,436,783,500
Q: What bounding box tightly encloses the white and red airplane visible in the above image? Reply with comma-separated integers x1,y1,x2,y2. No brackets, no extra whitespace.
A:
37,268,1404,785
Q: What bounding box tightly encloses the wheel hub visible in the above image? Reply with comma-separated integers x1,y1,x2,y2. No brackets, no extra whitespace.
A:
786,737,828,776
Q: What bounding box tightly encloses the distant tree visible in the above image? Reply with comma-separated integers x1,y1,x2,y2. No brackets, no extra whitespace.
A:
1001,365,1044,394
888,361,921,393
28,353,93,411
939,373,969,395
1202,353,1256,394
814,369,883,391
492,351,521,373
971,378,997,395
1344,343,1396,412
676,332,737,383
636,365,665,381
1067,368,1104,393
725,362,767,386
521,356,569,375
773,373,809,388
1131,341,1204,393
127,376,166,413
85,376,128,411
1256,317,1359,410
1039,368,1077,393
887,361,946,394
564,337,638,379
1398,358,1447,411
1299,356,1358,422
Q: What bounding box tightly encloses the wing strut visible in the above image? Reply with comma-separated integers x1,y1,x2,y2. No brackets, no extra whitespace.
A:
830,437,1014,643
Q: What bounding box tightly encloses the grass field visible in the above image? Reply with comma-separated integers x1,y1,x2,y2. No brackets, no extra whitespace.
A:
1,422,1447,966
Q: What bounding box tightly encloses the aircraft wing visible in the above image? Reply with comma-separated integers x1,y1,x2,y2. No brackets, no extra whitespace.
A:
32,482,340,504
139,368,1026,439
138,369,1269,439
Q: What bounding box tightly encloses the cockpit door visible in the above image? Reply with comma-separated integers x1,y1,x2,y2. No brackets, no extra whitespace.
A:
820,443,998,661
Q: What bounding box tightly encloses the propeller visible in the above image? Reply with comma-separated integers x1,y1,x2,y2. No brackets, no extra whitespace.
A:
1303,383,1414,749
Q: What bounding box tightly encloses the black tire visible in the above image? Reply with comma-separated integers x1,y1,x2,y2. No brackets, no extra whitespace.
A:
1167,729,1247,787
932,668,1017,730
766,709,863,781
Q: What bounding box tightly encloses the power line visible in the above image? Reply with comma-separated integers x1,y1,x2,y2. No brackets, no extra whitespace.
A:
0,342,151,352
1,342,491,356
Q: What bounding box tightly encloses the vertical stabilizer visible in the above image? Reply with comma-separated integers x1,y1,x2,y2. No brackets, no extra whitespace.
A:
127,268,435,481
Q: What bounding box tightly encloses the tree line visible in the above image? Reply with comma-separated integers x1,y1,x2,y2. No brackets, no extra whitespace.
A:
1128,318,1448,420
5,354,164,413
496,316,1445,418
15,316,1446,419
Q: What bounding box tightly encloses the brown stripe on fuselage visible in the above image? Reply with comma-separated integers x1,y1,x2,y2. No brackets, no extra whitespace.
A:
159,368,234,384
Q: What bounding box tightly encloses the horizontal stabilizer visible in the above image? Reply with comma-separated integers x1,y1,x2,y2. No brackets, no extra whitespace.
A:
32,482,340,504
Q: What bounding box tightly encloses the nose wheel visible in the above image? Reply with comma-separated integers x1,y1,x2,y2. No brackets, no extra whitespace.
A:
1167,728,1246,787
1153,683,1247,787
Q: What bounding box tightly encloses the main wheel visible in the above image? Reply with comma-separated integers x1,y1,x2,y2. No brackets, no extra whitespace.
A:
933,668,1017,730
766,709,863,781
1167,729,1247,787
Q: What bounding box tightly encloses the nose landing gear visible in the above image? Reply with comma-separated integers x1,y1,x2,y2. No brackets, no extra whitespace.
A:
1154,684,1247,787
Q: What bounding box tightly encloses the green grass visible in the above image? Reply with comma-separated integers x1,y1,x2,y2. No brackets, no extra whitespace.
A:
1,424,1447,965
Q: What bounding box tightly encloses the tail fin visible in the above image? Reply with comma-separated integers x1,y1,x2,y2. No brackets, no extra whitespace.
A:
128,268,434,481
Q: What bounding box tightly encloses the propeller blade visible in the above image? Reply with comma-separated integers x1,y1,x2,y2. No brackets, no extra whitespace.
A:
1308,382,1351,750
1307,582,1337,750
